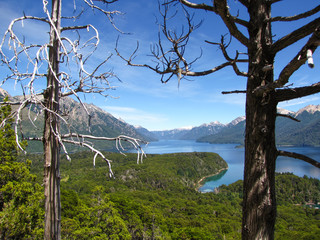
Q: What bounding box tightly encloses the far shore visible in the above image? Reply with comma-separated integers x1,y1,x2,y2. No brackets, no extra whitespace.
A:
195,167,228,192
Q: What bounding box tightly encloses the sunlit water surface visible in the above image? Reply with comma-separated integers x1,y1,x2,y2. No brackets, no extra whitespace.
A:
134,140,320,192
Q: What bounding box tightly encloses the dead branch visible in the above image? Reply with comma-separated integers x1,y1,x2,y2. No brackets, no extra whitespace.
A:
174,0,250,46
272,17,320,54
276,113,300,122
254,28,320,96
275,81,320,103
83,0,125,34
62,138,116,177
116,3,248,84
278,150,320,169
60,133,147,166
178,0,249,28
177,0,214,11
212,0,249,47
205,36,248,77
222,90,246,94
271,5,320,22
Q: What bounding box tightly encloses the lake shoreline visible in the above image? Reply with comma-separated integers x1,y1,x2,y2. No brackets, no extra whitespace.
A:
195,167,228,192
141,140,320,191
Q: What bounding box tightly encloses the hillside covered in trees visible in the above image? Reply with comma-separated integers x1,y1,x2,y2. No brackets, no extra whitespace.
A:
2,151,317,239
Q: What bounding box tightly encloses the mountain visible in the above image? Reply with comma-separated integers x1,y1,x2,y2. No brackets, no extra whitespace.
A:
151,118,244,141
180,121,225,140
2,87,320,148
198,105,320,146
0,88,10,100
0,88,153,152
276,105,320,146
151,127,192,140
134,126,158,141
197,117,245,144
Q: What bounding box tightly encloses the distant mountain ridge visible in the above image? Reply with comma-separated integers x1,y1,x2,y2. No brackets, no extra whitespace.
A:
198,105,320,146
180,122,225,140
146,105,320,146
2,87,320,148
151,127,195,140
0,88,153,152
149,117,246,141
275,105,320,146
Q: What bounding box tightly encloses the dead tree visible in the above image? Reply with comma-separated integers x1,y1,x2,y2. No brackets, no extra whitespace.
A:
116,1,320,239
0,0,145,239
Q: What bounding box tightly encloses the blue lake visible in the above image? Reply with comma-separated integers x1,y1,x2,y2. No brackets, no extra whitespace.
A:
137,140,320,192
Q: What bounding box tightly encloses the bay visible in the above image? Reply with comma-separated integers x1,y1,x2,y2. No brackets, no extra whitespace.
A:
138,140,320,192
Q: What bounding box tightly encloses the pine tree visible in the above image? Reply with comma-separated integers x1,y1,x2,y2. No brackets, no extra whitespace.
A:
0,99,44,239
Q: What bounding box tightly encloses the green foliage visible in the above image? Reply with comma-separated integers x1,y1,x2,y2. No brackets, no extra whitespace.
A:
275,205,320,239
0,101,44,239
12,148,320,239
0,99,18,164
276,173,320,205
61,187,131,239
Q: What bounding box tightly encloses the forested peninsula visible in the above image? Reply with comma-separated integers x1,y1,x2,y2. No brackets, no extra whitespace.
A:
5,151,318,239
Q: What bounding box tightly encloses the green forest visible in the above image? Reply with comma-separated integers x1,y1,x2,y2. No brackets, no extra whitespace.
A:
1,103,320,239
2,152,320,239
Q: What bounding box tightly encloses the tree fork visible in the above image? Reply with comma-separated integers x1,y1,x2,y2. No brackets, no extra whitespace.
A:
43,0,62,239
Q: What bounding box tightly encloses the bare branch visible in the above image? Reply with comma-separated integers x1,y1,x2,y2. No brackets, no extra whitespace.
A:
222,90,246,94
178,0,215,11
60,133,147,165
278,150,320,169
276,113,300,122
254,28,320,96
174,1,251,45
275,81,320,103
116,36,243,80
62,138,115,177
83,0,126,34
178,0,249,28
205,36,248,65
271,5,320,22
116,4,248,84
272,17,320,54
213,0,249,47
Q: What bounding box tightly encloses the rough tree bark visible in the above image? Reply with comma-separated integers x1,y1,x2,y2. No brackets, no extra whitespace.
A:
242,2,277,239
43,0,61,238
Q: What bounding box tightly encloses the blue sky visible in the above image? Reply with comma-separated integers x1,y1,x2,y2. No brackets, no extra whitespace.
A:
1,0,320,131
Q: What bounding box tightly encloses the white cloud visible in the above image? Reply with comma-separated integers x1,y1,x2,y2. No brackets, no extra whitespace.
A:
279,96,320,109
0,3,49,45
101,105,168,130
102,106,138,113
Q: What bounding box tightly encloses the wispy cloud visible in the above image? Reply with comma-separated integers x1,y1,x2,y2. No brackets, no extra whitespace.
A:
0,3,49,44
102,106,138,113
279,96,320,108
101,105,168,129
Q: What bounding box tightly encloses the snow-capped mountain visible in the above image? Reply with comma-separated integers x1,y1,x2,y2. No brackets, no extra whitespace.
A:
199,105,320,146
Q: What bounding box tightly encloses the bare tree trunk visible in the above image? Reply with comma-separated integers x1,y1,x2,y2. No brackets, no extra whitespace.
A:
43,0,61,239
242,2,277,239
